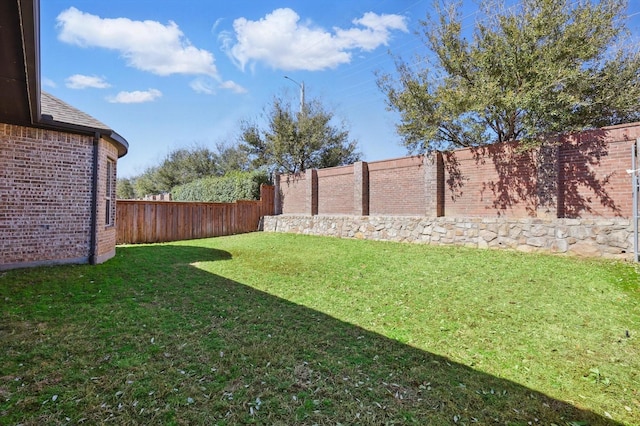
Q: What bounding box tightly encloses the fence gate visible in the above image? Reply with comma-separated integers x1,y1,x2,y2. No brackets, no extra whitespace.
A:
633,139,640,262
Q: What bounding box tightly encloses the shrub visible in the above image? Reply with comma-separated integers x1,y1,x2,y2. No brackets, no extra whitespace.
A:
171,170,270,202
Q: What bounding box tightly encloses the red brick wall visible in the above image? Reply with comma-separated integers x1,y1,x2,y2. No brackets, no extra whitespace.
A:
369,156,425,215
318,165,354,215
1,124,93,267
0,123,121,269
275,122,640,220
441,125,640,219
280,173,307,214
95,139,119,262
558,124,640,218
442,143,539,218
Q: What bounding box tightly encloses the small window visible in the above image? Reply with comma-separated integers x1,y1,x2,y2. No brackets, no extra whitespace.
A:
106,159,115,226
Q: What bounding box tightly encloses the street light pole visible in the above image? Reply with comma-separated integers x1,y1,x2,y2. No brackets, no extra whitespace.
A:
284,76,304,113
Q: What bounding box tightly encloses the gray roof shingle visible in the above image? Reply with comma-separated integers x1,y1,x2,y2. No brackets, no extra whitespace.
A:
39,91,128,157
40,91,110,130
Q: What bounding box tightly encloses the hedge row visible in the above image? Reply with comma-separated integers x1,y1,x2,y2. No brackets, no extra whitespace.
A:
171,171,270,202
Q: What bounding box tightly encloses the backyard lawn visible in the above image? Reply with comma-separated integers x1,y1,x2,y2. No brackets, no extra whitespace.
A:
1,232,639,425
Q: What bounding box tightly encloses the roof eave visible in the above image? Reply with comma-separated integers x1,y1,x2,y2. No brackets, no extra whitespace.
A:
108,130,129,158
40,115,129,158
9,0,129,158
19,0,41,124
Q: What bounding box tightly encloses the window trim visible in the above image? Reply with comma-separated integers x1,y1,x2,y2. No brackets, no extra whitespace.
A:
105,158,115,227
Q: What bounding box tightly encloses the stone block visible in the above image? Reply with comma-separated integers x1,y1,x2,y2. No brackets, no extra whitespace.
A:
479,230,497,241
569,226,591,239
596,230,631,249
569,241,601,257
530,224,548,237
550,239,569,253
526,237,547,247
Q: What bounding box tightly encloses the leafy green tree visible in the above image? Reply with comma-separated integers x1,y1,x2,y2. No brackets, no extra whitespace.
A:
155,146,220,190
215,141,251,175
116,177,135,199
127,146,221,198
239,96,361,174
377,0,640,152
132,167,162,198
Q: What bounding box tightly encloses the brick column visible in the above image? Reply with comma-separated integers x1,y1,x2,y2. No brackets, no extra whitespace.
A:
263,181,277,216
353,161,369,216
274,173,282,215
424,152,444,217
306,168,318,215
536,143,559,218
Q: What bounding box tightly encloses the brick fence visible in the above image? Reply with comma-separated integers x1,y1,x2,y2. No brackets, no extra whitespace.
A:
268,123,640,259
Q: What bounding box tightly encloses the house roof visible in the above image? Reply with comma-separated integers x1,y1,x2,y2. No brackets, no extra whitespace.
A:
41,92,110,130
40,92,129,157
0,0,128,157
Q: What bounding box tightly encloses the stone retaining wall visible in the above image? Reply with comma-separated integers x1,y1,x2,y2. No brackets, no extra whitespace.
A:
263,215,634,260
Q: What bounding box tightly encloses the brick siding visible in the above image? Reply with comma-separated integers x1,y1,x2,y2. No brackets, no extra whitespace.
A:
95,140,119,263
0,123,120,269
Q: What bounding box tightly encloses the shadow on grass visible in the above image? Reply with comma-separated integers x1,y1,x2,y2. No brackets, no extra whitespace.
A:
0,244,622,425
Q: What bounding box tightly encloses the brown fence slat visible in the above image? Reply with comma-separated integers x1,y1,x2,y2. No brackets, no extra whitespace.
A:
116,185,275,244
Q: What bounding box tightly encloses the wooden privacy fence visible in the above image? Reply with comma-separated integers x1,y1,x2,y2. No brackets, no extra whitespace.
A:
116,184,275,244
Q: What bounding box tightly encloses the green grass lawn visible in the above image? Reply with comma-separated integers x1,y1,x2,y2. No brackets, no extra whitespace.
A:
1,232,639,425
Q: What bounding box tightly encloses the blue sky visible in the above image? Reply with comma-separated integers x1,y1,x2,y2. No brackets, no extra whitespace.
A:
39,1,640,178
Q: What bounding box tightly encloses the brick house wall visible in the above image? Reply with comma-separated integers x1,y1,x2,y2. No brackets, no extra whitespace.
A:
0,0,128,270
95,139,119,263
0,123,120,269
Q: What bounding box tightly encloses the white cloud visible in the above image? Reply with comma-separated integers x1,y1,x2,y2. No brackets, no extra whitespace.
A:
190,78,247,95
190,78,216,94
107,89,162,104
223,8,408,71
65,74,111,89
336,12,409,51
219,80,248,94
57,7,218,77
211,18,224,33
